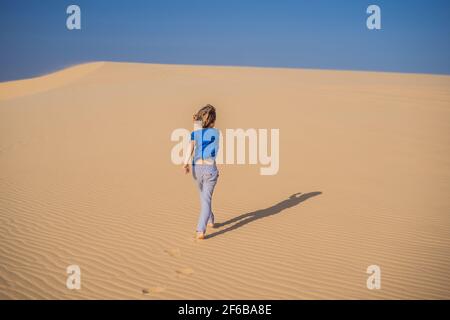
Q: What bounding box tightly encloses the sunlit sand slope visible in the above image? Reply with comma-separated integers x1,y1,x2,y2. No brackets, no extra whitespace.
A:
0,62,449,299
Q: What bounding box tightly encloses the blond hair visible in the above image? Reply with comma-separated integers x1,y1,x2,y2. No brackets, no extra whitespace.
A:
193,104,216,128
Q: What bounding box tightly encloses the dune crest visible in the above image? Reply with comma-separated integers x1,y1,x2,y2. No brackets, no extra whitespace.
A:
0,62,105,101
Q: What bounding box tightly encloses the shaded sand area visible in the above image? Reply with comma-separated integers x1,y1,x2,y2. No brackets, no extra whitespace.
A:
0,62,449,299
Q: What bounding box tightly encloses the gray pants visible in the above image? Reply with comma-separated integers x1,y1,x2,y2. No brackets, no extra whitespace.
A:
192,164,219,232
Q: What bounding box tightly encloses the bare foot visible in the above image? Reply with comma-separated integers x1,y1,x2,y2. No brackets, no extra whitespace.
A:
207,222,215,228
196,232,205,240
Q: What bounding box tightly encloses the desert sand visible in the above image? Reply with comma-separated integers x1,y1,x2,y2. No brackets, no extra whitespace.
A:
0,62,449,299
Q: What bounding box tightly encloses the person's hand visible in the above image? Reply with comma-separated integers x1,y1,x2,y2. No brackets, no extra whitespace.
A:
184,164,190,174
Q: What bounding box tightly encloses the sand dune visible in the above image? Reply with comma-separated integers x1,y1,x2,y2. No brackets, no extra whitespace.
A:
0,62,105,101
0,62,449,299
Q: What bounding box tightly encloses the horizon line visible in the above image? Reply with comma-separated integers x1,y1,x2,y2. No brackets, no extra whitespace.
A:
2,60,450,84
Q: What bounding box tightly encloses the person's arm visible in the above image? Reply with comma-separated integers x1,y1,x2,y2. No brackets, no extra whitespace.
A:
183,140,195,174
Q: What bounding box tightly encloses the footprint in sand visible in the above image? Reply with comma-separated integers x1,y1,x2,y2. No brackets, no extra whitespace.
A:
188,236,208,243
164,248,181,258
142,286,165,295
175,267,194,278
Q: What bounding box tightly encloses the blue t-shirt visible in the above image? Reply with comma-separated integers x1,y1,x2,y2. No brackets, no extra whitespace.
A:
191,128,219,163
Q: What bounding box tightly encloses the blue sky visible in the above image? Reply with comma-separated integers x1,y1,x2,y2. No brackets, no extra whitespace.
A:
1,0,449,81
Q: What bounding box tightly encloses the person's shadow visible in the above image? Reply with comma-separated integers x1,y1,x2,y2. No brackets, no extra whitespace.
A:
206,192,322,239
